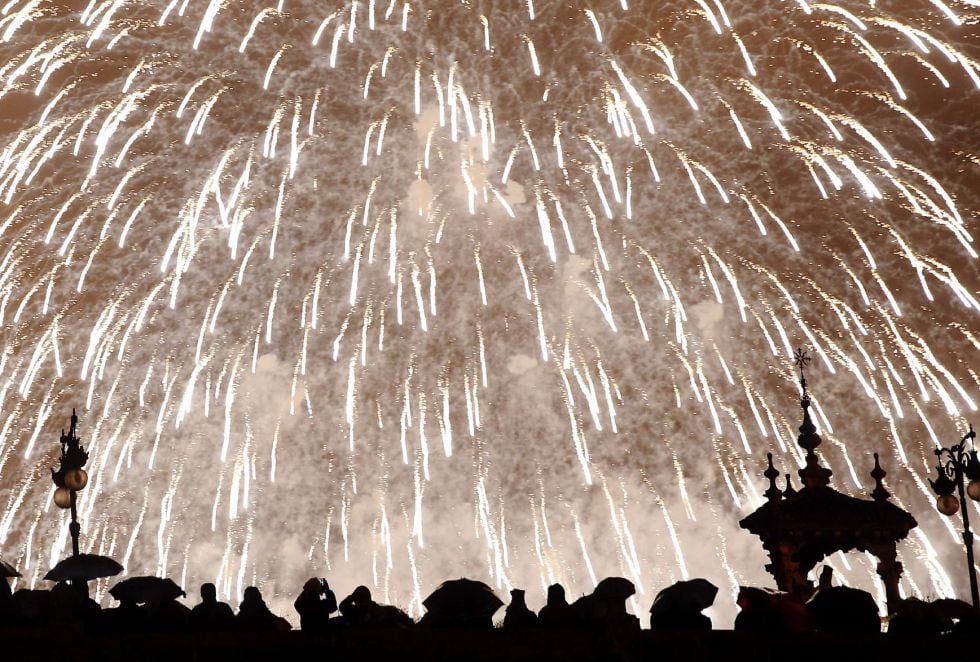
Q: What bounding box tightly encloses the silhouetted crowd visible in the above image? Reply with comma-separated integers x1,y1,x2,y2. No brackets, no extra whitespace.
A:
1,566,978,638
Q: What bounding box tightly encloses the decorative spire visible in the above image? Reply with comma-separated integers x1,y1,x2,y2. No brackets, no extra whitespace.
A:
794,347,810,404
793,348,832,489
784,473,797,497
55,407,87,476
870,453,890,501
764,453,782,502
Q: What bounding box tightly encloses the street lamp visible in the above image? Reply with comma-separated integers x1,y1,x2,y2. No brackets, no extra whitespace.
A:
929,424,980,609
50,409,89,558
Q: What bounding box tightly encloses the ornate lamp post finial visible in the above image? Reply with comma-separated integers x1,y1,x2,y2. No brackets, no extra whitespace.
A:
50,409,89,559
929,425,980,609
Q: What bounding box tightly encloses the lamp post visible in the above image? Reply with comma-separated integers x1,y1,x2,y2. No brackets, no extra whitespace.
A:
50,409,89,558
929,424,980,609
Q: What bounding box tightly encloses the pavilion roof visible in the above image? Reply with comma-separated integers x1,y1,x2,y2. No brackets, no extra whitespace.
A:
740,349,917,557
739,484,917,546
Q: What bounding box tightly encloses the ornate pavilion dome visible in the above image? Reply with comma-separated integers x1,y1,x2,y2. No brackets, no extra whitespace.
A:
739,350,917,612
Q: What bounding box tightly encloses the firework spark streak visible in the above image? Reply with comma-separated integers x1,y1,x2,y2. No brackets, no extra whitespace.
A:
0,0,977,621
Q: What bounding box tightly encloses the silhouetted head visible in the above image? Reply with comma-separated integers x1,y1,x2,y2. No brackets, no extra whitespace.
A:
201,583,217,604
547,584,566,605
352,585,371,603
242,586,263,605
510,589,526,605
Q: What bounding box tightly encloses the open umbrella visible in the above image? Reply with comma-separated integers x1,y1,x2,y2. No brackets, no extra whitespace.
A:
44,554,123,582
110,576,185,604
0,559,20,578
594,577,636,601
423,578,503,619
650,579,718,618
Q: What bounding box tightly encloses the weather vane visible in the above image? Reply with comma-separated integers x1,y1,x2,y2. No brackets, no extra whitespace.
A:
793,347,811,403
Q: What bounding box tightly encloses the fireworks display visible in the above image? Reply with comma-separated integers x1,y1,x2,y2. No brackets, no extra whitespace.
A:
0,0,977,623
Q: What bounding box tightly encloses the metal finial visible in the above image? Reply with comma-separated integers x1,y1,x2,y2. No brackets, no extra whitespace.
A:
791,348,831,488
764,453,782,502
870,453,890,501
784,473,797,497
793,348,811,403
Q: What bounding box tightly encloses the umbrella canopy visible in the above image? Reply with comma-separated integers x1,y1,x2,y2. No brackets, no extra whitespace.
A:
44,554,123,582
594,577,636,602
422,578,503,618
650,579,718,617
0,559,20,578
110,576,185,604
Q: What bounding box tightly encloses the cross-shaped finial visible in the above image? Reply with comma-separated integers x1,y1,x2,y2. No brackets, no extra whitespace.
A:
793,347,810,373
794,348,811,400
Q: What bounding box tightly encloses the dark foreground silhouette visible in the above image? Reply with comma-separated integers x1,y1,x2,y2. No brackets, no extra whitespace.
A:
1,571,979,661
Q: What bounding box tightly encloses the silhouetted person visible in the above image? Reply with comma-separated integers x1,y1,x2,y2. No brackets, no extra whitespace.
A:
340,586,414,629
189,583,235,632
339,585,376,626
806,585,878,634
99,596,149,634
375,603,414,629
571,577,640,632
503,589,537,629
649,578,716,632
888,597,952,637
237,586,290,633
734,587,811,634
649,608,710,631
0,579,13,627
950,602,980,639
818,565,834,590
49,581,100,631
295,578,337,633
538,584,572,628
146,595,189,633
11,589,50,628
